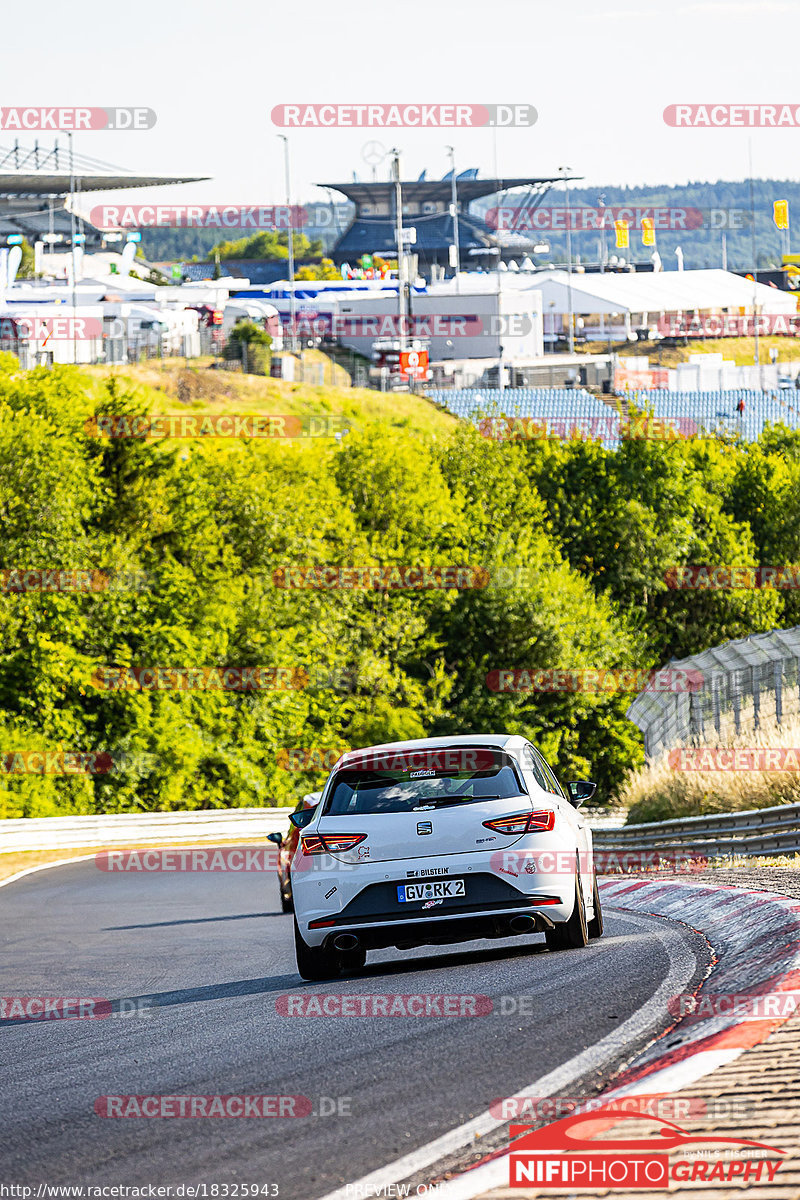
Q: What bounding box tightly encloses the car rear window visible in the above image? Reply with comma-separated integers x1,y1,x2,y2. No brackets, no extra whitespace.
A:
323,748,526,816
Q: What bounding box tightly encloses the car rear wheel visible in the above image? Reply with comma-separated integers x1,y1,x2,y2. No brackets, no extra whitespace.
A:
545,866,588,951
587,874,603,940
338,946,367,973
294,919,341,981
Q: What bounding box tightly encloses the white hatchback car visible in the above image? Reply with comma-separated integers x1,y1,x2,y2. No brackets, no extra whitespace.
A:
290,735,603,980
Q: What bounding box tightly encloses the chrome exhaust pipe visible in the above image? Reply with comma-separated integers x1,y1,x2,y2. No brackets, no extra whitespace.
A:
332,933,360,952
509,914,536,934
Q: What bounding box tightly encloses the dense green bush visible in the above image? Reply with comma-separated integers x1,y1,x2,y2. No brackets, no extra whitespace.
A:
2,360,800,817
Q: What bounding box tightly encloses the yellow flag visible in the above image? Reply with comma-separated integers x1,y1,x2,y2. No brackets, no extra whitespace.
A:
774,200,789,230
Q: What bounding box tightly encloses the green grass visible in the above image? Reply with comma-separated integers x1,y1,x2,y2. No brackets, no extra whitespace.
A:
78,358,457,441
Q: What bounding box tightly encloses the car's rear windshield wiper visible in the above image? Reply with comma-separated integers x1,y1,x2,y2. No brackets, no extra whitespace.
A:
412,794,505,810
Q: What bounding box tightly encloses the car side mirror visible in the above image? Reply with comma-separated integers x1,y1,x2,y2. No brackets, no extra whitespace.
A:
566,781,596,808
289,808,316,830
266,832,283,846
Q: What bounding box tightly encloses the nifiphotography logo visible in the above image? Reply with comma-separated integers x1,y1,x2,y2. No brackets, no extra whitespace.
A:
508,1108,785,1188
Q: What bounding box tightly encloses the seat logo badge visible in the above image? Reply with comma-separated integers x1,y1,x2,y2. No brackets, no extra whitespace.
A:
417,821,433,835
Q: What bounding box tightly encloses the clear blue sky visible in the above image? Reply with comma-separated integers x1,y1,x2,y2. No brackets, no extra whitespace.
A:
3,0,797,211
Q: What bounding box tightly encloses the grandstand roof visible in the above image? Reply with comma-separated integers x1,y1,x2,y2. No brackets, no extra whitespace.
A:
320,171,579,266
0,174,208,196
318,176,570,206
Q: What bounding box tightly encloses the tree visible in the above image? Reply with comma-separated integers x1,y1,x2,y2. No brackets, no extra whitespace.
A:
208,232,324,262
296,259,341,281
16,238,36,280
225,320,272,374
520,433,782,660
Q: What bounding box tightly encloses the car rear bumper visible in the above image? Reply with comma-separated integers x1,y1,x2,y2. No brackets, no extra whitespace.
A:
294,864,572,947
318,905,558,951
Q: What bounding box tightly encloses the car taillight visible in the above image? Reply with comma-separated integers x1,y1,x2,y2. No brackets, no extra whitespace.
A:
483,811,555,835
301,833,367,855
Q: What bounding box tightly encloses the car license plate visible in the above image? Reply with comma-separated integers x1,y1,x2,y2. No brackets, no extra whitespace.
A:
397,879,466,903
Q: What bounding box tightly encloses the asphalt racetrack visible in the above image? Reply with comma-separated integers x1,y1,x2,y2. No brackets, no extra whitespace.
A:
0,853,710,1198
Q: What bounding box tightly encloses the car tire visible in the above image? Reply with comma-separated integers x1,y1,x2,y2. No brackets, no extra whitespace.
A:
280,889,293,914
587,874,603,940
294,918,341,981
545,864,589,951
338,946,367,973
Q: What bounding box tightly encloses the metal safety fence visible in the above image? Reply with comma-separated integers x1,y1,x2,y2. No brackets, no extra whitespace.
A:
627,626,800,761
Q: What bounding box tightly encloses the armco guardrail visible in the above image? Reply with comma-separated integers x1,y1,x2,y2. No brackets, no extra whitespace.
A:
582,806,627,830
0,808,292,854
592,800,800,859
1,804,624,855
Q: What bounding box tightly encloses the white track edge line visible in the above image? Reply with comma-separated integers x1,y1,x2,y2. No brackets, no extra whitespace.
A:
430,878,798,1200
315,913,697,1200
0,854,97,890
431,1048,748,1200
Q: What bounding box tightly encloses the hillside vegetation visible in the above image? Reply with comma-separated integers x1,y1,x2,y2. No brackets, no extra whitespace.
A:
3,356,800,817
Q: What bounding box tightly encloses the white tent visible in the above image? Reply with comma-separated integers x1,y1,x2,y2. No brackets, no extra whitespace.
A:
507,269,798,341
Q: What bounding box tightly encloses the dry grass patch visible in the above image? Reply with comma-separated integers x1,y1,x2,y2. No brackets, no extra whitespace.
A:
621,717,800,824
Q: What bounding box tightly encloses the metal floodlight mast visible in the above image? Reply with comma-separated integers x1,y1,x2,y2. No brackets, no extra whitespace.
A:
446,145,461,293
390,149,407,353
560,165,575,355
68,131,78,366
278,134,296,353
